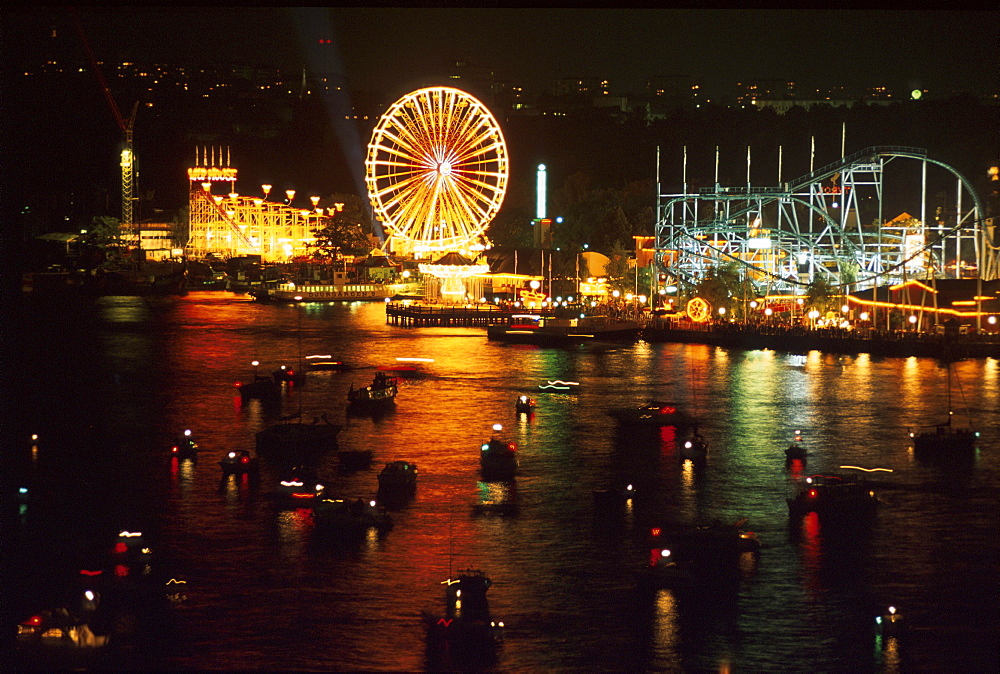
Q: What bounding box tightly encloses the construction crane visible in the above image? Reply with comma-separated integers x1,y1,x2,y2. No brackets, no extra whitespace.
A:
73,10,139,248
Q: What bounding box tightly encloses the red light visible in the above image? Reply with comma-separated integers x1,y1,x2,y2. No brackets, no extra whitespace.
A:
508,442,517,451
437,618,453,627
650,549,662,566
113,542,128,554
291,492,314,499
651,527,661,537
659,406,676,414
171,446,178,453
234,382,242,388
23,615,43,626
114,564,129,577
240,456,249,464
809,490,817,498
80,569,103,576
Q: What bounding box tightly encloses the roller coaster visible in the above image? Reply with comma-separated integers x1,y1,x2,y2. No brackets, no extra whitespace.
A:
655,146,998,291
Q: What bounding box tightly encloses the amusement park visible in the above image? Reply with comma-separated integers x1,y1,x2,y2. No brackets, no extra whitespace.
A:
29,84,1000,348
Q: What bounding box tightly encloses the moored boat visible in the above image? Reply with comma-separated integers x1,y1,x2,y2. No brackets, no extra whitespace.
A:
480,424,518,482
515,395,536,414
377,460,418,496
347,371,399,410
423,570,503,665
312,496,393,532
787,473,878,517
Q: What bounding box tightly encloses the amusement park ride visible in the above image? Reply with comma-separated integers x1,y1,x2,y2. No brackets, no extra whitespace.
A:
654,145,998,293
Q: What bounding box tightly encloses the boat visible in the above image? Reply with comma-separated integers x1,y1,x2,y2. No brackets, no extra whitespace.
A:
378,357,433,379
487,314,640,345
908,361,980,456
608,401,694,428
875,605,907,637
170,429,198,461
218,449,260,477
271,364,305,385
515,395,536,414
347,371,399,410
785,430,807,461
480,424,518,482
266,281,395,302
255,416,341,465
592,483,636,511
423,570,504,663
679,429,708,461
311,496,394,532
377,460,418,496
235,374,281,403
787,473,878,517
643,518,759,587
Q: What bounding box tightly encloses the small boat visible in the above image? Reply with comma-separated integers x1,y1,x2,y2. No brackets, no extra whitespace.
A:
909,360,979,457
304,354,348,371
377,460,418,496
480,424,518,482
378,357,434,379
218,449,260,477
875,605,906,637
312,496,393,532
679,430,708,461
644,519,759,587
338,449,374,472
515,395,536,414
787,473,878,517
423,570,503,663
347,371,399,409
255,416,341,465
271,364,305,385
608,401,693,428
170,429,198,461
785,430,807,461
235,375,281,403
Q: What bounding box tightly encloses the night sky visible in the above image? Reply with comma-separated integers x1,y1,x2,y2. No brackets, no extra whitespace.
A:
6,8,997,99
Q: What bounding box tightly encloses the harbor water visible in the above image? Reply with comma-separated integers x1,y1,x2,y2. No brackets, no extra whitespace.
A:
13,292,999,671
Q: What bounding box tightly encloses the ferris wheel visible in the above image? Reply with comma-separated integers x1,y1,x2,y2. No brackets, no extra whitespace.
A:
365,87,508,255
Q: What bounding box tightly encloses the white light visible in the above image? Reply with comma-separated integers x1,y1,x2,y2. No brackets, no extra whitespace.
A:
85,591,95,601
492,424,503,432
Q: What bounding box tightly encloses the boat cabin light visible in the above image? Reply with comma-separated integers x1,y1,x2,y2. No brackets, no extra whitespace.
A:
661,549,671,558
369,500,376,507
651,527,661,537
228,452,236,458
184,429,192,436
315,484,324,491
684,441,692,448
240,456,249,464
481,444,489,451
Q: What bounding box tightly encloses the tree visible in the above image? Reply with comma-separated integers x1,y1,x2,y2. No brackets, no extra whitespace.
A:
604,241,631,292
806,276,837,315
309,194,375,259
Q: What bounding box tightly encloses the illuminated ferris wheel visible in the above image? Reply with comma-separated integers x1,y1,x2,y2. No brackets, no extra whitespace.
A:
365,87,508,255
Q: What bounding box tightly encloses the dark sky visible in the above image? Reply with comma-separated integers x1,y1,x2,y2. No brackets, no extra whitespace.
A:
7,8,998,100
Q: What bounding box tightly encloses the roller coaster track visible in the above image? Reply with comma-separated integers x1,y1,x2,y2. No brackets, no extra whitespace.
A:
656,145,996,287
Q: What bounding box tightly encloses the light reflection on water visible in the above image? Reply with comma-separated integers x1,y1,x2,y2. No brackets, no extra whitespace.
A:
15,292,1000,672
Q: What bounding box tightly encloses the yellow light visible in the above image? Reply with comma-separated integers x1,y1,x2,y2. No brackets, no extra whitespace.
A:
310,196,320,207
262,184,272,196
285,189,296,202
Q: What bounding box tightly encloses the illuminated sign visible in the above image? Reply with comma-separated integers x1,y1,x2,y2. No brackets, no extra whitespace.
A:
188,167,238,182
746,237,772,250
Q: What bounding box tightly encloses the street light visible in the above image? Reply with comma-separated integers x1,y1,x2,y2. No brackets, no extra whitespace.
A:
252,360,259,379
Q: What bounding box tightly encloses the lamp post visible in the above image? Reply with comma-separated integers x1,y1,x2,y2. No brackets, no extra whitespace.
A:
252,360,259,379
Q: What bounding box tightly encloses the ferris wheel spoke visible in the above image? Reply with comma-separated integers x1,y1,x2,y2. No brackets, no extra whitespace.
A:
377,129,435,168
450,181,492,223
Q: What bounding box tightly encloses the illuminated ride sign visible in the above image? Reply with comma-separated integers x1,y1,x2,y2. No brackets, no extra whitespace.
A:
187,167,238,182
686,297,712,323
